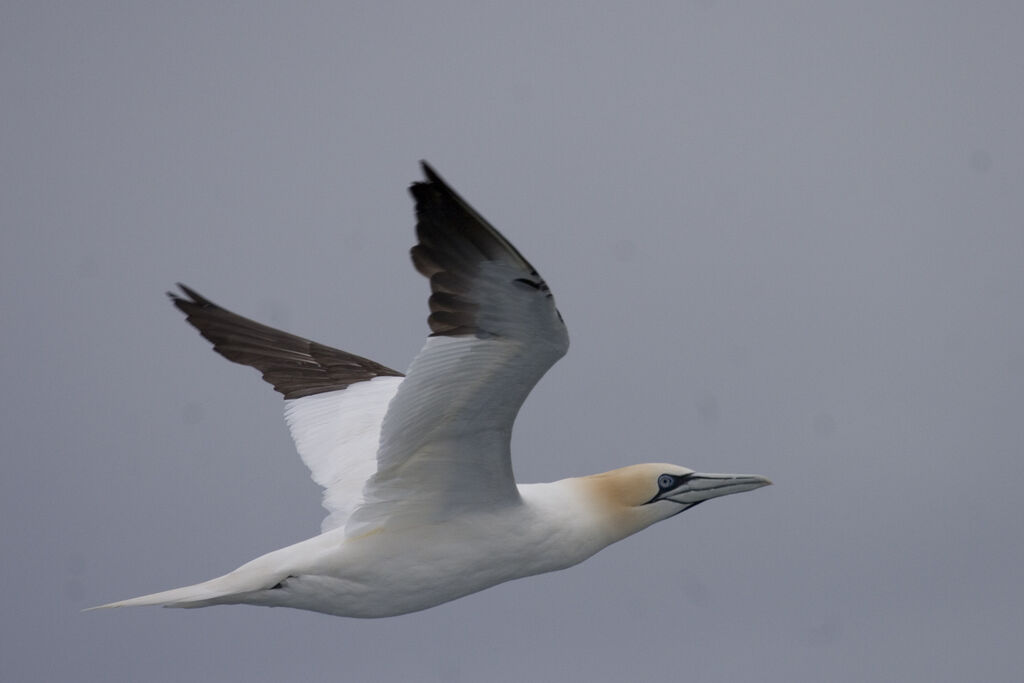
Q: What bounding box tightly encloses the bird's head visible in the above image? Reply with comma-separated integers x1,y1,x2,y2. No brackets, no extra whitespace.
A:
579,463,771,540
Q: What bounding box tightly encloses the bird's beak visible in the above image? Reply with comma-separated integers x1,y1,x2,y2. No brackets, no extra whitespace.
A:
661,473,772,505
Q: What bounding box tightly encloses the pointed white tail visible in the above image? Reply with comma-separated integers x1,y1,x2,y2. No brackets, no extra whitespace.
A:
86,568,276,610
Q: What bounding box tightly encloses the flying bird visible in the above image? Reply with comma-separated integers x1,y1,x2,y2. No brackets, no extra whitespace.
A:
94,163,770,618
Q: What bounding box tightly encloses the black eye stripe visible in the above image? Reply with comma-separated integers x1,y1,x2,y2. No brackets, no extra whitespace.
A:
658,472,694,490
646,473,695,505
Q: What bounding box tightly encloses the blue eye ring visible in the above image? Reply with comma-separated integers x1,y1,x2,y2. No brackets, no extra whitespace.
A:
658,474,675,490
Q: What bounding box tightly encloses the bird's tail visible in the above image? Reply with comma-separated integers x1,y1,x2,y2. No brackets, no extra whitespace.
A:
85,566,277,611
87,531,331,612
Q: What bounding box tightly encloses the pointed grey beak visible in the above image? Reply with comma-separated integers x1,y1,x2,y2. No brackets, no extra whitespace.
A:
660,473,772,505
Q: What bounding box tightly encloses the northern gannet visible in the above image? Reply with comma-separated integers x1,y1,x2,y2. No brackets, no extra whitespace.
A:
94,163,771,618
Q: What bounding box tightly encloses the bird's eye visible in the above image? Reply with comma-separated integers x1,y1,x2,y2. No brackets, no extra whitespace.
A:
658,474,675,490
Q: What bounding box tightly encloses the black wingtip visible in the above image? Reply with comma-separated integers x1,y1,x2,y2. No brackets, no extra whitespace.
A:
410,161,478,217
419,159,437,180
414,160,457,198
163,282,404,397
168,284,220,320
169,283,214,306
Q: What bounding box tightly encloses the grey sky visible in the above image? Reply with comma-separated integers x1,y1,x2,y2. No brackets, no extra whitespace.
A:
3,3,1023,681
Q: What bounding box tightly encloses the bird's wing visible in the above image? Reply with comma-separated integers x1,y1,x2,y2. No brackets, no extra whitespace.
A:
169,285,404,532
347,162,569,535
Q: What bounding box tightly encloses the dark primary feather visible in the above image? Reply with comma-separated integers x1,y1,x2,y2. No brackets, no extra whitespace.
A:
168,284,403,400
409,161,553,338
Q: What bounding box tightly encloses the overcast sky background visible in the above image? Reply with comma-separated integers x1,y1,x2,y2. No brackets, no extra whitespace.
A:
3,3,1023,682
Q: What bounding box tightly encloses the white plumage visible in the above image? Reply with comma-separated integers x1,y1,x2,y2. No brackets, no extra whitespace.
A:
92,163,770,618
284,377,402,532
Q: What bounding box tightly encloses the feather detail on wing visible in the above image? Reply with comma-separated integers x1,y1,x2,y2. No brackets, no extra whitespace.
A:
347,163,569,534
169,285,403,399
169,162,569,537
169,285,404,531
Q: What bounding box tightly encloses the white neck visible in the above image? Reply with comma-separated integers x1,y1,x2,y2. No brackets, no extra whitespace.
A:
516,476,666,572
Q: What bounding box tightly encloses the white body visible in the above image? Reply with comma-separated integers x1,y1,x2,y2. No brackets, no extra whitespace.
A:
103,464,766,618
189,482,607,618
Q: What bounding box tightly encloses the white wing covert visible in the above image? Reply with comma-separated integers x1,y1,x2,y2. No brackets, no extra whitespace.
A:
284,378,401,531
347,163,569,534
